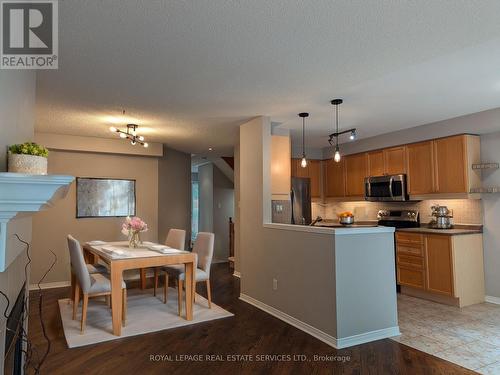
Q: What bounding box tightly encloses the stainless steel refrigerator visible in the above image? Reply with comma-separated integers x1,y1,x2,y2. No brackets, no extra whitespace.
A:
291,177,312,225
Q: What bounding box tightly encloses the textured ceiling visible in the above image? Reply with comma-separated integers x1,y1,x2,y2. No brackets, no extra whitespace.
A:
36,0,500,155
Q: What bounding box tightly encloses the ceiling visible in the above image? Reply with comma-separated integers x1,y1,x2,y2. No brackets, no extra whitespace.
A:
36,0,500,155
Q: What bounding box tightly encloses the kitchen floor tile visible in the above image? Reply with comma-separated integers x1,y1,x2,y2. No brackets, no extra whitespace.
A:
434,346,488,371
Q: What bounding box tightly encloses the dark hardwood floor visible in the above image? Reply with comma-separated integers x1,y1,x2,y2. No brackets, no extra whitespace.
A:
28,263,475,375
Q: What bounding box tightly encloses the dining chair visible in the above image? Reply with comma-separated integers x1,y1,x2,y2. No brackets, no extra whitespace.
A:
67,236,108,303
67,235,127,333
161,232,214,315
153,229,186,296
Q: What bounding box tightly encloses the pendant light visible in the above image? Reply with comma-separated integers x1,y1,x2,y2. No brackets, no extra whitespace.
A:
331,99,342,162
298,112,309,168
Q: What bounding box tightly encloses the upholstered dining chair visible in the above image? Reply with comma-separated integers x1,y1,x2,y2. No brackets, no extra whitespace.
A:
67,237,108,303
161,232,214,315
67,235,127,333
153,229,186,296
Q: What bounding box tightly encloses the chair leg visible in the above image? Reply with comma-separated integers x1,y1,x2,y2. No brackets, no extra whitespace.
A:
72,282,80,320
206,279,212,308
80,293,88,334
192,281,196,305
122,289,127,326
154,268,158,296
163,274,169,304
69,272,75,304
177,279,183,316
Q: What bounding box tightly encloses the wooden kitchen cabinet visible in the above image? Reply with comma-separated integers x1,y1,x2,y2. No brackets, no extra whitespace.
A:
425,235,454,296
367,150,385,176
384,146,406,175
291,158,321,198
324,158,345,197
406,141,435,195
367,146,406,177
397,231,485,307
344,153,367,196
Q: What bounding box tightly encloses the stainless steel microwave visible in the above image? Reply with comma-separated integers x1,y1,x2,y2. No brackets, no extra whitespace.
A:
364,174,409,201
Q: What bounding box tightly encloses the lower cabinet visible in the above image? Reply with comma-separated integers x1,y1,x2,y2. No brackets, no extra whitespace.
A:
396,232,485,307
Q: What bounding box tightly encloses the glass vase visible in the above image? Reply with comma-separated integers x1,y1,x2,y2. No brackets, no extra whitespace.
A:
129,231,141,248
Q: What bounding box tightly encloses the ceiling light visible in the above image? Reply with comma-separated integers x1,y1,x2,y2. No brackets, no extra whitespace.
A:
143,142,149,148
298,112,309,168
109,126,117,132
110,119,148,147
119,132,127,139
349,129,356,141
208,147,213,151
138,135,144,141
328,99,356,162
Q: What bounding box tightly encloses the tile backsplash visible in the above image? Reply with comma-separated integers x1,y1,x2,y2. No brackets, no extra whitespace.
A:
313,199,483,225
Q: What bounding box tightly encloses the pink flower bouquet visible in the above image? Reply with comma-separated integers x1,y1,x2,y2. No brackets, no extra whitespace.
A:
122,216,148,248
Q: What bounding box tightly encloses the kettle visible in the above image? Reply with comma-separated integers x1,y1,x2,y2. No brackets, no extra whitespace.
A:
430,204,453,229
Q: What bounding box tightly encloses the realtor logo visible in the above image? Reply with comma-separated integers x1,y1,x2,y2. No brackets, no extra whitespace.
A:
1,0,58,69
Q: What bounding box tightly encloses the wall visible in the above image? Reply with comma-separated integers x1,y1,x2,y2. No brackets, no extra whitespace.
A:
198,163,214,233
233,142,241,274
0,70,36,374
480,130,500,299
157,145,192,248
198,163,234,261
213,166,234,261
316,199,483,225
239,117,341,338
31,150,158,284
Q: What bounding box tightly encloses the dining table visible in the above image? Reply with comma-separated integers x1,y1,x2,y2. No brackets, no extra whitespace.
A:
82,241,196,336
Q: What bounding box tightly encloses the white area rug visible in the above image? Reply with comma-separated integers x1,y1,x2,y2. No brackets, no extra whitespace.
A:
59,287,233,348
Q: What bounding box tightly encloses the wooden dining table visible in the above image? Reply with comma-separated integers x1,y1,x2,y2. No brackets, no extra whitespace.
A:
83,241,196,336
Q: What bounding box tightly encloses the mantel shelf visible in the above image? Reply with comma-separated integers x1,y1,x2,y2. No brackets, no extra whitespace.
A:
0,172,74,271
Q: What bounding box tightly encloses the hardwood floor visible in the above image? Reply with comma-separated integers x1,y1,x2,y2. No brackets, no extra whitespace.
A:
28,264,475,374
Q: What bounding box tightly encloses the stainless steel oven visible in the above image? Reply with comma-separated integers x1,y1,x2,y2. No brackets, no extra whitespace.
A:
364,174,408,201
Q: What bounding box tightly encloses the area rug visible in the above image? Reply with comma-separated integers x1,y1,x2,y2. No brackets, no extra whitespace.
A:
59,287,233,348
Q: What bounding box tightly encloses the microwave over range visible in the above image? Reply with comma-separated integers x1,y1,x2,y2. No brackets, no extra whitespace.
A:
364,174,409,202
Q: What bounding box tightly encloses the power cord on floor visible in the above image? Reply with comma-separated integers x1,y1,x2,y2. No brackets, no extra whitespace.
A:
0,234,57,374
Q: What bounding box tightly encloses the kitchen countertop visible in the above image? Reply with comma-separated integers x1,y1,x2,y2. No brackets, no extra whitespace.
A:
396,225,482,236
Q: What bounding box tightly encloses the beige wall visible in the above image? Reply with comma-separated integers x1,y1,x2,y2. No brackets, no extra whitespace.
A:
0,69,36,374
31,150,159,284
233,141,241,273
158,145,192,248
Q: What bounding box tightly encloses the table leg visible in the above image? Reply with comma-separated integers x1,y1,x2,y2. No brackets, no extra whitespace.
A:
110,263,123,336
184,261,194,320
140,268,147,289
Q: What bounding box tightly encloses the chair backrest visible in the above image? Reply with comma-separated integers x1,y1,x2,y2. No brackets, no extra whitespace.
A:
67,235,92,293
165,229,186,250
192,232,214,275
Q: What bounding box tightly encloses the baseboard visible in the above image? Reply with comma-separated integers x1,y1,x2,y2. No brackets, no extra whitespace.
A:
485,295,500,305
336,326,400,348
233,271,241,278
239,293,338,348
29,281,71,291
239,293,400,349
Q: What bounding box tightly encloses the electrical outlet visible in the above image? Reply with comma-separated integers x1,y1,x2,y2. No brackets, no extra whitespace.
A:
273,278,278,290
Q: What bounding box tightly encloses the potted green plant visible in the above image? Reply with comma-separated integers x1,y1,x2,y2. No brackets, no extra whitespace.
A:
8,142,49,175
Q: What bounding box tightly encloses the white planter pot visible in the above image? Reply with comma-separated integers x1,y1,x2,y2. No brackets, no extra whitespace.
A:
8,153,48,175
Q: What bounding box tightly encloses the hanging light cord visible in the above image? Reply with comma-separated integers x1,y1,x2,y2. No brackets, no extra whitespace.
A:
335,103,339,147
302,116,306,156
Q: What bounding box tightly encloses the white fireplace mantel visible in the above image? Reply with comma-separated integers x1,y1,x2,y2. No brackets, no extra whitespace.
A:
0,172,74,271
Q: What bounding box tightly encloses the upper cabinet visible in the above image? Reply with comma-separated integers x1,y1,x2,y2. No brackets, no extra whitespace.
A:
324,159,345,198
367,146,406,176
367,150,385,176
406,135,480,196
271,135,291,200
291,158,321,198
345,153,367,196
384,146,406,175
406,141,435,195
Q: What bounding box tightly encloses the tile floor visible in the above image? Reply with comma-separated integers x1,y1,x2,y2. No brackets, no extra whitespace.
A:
392,294,500,374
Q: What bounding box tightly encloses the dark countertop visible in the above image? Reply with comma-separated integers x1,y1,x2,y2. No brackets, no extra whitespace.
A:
396,225,482,236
